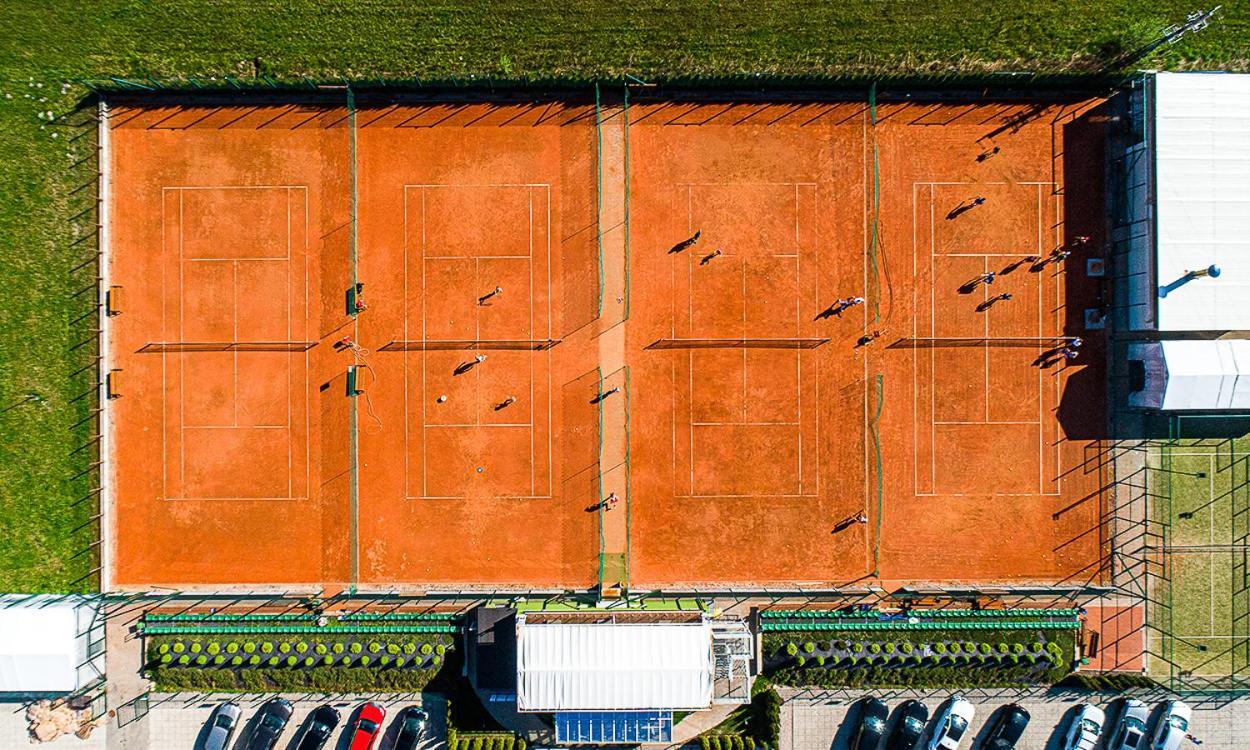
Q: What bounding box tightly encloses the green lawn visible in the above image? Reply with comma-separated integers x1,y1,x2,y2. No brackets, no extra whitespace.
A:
2,2,1250,593
1148,439,1250,683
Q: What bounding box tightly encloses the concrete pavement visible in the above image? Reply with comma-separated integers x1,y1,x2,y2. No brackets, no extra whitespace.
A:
779,688,1247,750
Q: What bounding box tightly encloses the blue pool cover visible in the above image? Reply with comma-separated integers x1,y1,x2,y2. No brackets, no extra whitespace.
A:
554,710,673,744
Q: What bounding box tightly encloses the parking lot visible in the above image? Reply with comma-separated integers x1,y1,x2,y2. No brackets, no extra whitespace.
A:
131,694,440,750
779,689,1246,750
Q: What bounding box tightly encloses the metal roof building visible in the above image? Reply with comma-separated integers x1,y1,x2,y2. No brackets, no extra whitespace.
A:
1121,71,1250,332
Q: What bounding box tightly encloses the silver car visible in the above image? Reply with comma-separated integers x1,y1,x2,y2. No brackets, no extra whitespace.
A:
1108,700,1149,750
204,702,242,750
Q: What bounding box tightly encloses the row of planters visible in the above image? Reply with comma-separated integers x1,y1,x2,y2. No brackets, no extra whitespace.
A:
148,636,449,669
762,630,1075,688
772,638,1066,669
144,633,455,692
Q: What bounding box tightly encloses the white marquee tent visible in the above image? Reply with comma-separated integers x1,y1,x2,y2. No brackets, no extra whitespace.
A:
0,596,101,694
516,622,714,712
1128,340,1250,411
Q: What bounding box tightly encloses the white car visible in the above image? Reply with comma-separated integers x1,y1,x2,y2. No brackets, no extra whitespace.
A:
1151,701,1192,750
1063,704,1105,750
927,696,976,750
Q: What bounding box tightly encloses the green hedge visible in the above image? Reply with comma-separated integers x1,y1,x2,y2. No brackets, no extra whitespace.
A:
444,698,526,750
699,678,780,749
148,666,442,692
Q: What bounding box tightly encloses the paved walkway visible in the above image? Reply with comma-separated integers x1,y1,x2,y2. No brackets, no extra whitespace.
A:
0,701,105,749
779,688,1248,750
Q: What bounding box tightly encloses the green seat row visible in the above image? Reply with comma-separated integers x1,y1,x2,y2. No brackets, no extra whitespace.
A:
140,623,458,636
144,612,320,623
760,608,1079,619
340,612,458,621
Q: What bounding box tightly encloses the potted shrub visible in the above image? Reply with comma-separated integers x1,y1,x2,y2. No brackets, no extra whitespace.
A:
933,642,947,655
278,642,292,654
368,642,382,654
207,643,220,656
295,642,309,654
315,644,328,655
226,642,239,654
420,643,434,656
802,642,816,654
785,643,799,657
883,643,896,655
333,642,345,654
286,656,298,667
172,642,186,653
350,643,363,655
190,642,202,654
195,655,208,666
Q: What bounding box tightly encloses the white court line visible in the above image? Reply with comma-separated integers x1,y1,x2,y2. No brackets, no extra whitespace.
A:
426,423,534,429
933,420,1040,426
693,421,800,427
184,256,290,262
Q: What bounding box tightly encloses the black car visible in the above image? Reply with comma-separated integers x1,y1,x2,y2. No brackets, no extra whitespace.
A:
296,705,341,750
886,700,929,750
393,707,430,750
982,704,1030,750
851,698,889,750
246,698,294,750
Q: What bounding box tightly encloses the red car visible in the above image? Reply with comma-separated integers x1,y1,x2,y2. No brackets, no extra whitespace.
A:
347,703,386,750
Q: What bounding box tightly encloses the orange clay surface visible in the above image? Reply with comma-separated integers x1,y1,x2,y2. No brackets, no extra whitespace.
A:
105,97,1108,590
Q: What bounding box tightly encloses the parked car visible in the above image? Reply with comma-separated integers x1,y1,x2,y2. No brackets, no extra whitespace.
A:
1107,699,1150,750
393,707,430,750
246,698,294,750
886,700,929,750
347,703,386,750
1063,704,1106,750
851,698,889,750
982,704,1030,750
1151,701,1192,750
203,702,242,750
926,696,975,750
296,705,342,750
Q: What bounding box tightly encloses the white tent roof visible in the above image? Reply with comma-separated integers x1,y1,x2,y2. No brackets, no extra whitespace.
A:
1128,340,1250,411
516,622,713,712
1153,72,1250,331
0,597,89,693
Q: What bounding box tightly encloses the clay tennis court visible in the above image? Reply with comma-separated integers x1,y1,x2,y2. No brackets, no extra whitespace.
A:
103,93,1108,591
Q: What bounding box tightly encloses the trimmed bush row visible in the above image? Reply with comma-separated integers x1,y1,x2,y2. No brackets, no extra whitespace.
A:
759,608,1079,619
146,634,452,674
148,666,442,692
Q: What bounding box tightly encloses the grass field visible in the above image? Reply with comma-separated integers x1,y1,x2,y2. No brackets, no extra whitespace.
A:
1,2,1250,593
1148,437,1250,685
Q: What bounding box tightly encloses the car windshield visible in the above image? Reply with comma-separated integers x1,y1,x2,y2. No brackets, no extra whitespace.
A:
1167,715,1189,731
358,719,378,733
263,714,285,730
1124,729,1143,748
214,715,233,728
1080,719,1101,735
947,716,967,740
866,717,885,732
905,717,924,732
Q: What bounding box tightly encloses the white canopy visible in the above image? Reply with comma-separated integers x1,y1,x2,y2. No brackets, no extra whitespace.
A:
516,622,713,712
1153,72,1250,331
0,597,95,693
1128,340,1250,411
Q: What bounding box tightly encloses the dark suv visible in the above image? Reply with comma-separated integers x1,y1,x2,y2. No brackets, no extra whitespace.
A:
296,705,341,750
